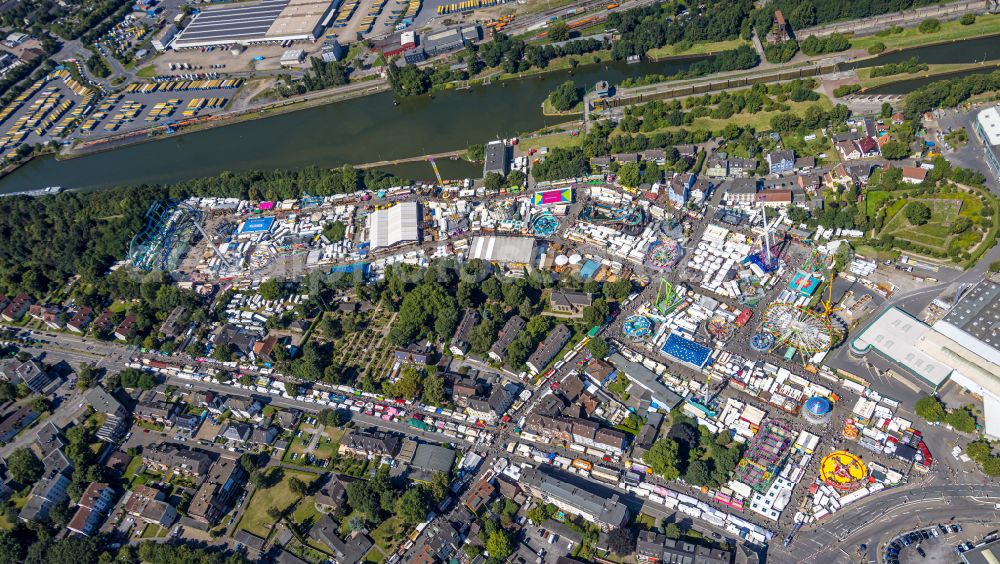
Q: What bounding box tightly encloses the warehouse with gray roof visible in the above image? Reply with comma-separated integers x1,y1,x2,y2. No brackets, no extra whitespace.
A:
171,0,340,50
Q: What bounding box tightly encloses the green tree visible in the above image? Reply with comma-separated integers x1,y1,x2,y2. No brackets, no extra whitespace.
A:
960,13,975,25
965,440,991,462
258,277,284,301
7,447,43,483
663,522,682,539
618,162,642,188
588,338,610,359
485,530,513,561
604,279,632,301
905,201,931,225
685,459,711,485
397,486,432,526
422,372,446,405
914,395,946,422
583,298,610,326
548,21,570,42
918,18,941,33
76,364,98,390
944,408,977,433
428,471,451,503
289,477,309,497
643,438,681,480
323,220,347,242
547,80,582,112
880,139,910,160
484,172,504,192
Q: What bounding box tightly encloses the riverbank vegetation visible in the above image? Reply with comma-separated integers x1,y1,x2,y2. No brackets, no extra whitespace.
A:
800,34,851,56
619,45,760,88
607,0,753,61
868,57,929,78
903,69,1000,117
545,80,584,113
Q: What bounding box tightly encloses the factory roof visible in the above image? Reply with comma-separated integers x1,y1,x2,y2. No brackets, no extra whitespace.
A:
172,0,331,48
976,106,1000,146
368,202,419,250
851,307,952,387
935,280,1000,364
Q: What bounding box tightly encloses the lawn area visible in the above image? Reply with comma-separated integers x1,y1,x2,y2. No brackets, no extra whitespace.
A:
369,515,404,555
518,131,583,152
647,38,748,59
108,300,128,313
855,244,900,261
542,96,584,115
291,496,323,530
850,13,1000,52
0,512,12,531
141,524,166,538
863,190,894,215
136,65,156,78
238,469,320,538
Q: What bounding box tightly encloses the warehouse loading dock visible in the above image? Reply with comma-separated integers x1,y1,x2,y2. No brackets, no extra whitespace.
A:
172,0,341,49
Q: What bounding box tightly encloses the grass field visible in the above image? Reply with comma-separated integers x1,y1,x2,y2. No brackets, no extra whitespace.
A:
238,469,319,538
850,14,1000,52
542,96,584,115
858,60,1000,89
136,65,157,79
646,96,833,135
518,130,583,152
879,196,975,253
141,524,166,538
369,515,404,555
647,38,748,59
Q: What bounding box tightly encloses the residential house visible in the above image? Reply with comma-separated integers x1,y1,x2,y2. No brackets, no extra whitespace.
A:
797,173,822,193
172,413,201,435
689,177,713,204
901,166,928,184
890,112,905,125
92,310,115,334
526,324,571,374
519,467,629,530
159,306,187,338
0,359,54,393
189,390,224,413
466,385,514,425
449,308,479,356
227,397,262,420
705,153,729,178
667,172,694,208
221,422,252,443
756,190,793,208
0,405,40,442
252,334,279,362
464,478,496,513
612,153,639,164
187,456,247,525
640,149,666,164
30,305,64,329
591,156,612,170
594,428,629,455
249,425,279,446
67,482,115,536
84,387,128,419
233,530,266,559
142,443,213,477
2,293,32,322
114,315,138,341
728,157,757,176
675,144,697,159
394,343,430,365
858,136,880,157
450,377,485,408
488,315,525,362
31,421,65,460
794,156,816,171
135,400,175,427
123,485,177,528
341,428,401,458
548,290,591,318
310,515,373,564
314,475,347,514
571,419,599,446
66,307,93,333
19,462,72,522
836,140,861,161
845,162,876,186
635,530,732,563
723,178,760,206
826,163,854,187
766,150,795,174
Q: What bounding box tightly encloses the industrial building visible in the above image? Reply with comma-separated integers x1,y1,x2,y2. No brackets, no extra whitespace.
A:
171,0,340,50
467,235,535,265
918,280,1000,439
483,140,511,177
973,105,1000,182
367,202,420,250
850,307,953,388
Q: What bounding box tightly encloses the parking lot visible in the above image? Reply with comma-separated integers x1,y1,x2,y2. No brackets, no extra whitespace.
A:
0,70,97,158
74,85,236,138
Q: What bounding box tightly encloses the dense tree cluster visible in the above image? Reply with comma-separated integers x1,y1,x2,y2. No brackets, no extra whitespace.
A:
301,57,351,92
531,147,591,181
869,57,928,78
904,70,1000,118
645,412,744,487
764,40,799,64
752,0,942,33
799,33,850,55
606,0,754,61
547,81,583,112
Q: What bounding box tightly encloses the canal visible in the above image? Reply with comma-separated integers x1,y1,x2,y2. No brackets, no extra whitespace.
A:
2,34,998,193
0,56,705,193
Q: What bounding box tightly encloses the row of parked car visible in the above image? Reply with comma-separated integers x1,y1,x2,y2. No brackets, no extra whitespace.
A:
885,524,963,563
